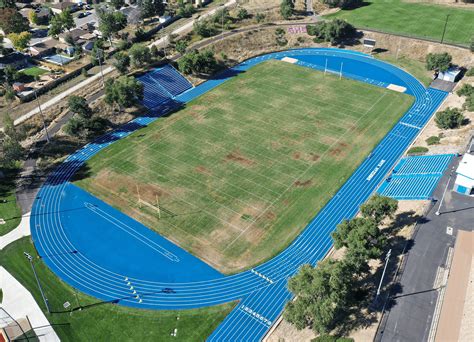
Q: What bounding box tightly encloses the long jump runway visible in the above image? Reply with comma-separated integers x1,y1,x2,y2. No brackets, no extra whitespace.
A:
30,48,448,341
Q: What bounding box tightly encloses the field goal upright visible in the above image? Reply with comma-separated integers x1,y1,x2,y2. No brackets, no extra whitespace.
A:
136,185,161,219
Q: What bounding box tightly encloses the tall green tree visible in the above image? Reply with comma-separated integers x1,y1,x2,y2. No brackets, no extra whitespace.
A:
111,0,125,10
332,217,385,272
68,96,92,119
285,260,352,334
48,9,74,37
0,8,29,34
113,52,130,74
7,31,31,50
98,10,127,45
128,43,151,68
426,52,452,73
1,113,24,166
0,0,15,9
105,76,144,109
360,194,398,224
138,0,165,19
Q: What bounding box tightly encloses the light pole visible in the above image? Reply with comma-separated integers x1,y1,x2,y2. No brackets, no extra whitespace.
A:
34,90,50,143
24,252,51,314
375,249,392,303
440,14,450,44
436,169,453,216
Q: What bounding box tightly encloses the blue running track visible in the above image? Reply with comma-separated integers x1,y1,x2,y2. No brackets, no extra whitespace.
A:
30,48,448,341
378,154,454,200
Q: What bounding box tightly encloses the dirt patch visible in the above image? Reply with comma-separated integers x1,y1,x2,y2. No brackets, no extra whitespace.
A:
225,150,255,166
329,142,349,159
310,153,320,161
292,151,301,160
195,165,212,175
294,179,312,187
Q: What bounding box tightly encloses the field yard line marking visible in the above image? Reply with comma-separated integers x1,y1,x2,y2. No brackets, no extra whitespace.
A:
223,92,389,251
84,202,180,262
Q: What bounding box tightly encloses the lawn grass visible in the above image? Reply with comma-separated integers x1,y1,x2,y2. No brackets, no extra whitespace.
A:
325,0,474,46
0,171,21,236
75,60,414,274
21,67,48,78
375,54,432,87
0,237,235,342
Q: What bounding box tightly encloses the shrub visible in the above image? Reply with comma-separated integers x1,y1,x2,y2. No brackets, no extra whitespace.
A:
466,68,474,77
322,0,362,9
456,83,474,97
435,107,465,129
407,146,429,155
426,136,441,145
306,19,356,44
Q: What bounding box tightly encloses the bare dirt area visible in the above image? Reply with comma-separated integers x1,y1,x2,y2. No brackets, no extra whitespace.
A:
266,200,429,342
411,76,474,155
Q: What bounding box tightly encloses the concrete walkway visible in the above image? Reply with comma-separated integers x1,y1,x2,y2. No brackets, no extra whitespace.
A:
0,212,30,250
0,267,60,342
13,67,114,127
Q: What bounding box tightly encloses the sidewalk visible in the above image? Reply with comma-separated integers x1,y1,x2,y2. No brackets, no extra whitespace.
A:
0,212,30,250
0,267,60,342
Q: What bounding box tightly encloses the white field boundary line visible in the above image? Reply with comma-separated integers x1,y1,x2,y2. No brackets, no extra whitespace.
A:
13,66,114,127
223,91,389,251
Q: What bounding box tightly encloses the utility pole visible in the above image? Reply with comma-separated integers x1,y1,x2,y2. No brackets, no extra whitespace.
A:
440,14,450,44
34,90,50,143
24,252,51,314
96,48,105,87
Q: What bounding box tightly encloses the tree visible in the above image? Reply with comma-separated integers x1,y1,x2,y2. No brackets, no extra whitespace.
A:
128,43,151,68
1,113,24,165
3,65,19,85
360,194,398,224
0,8,29,34
237,8,249,21
0,0,15,8
29,11,39,25
7,31,31,50
98,10,127,45
113,51,130,74
280,0,294,20
138,0,165,19
178,49,217,75
81,67,88,78
105,76,144,109
193,19,216,38
68,96,92,119
90,39,105,66
322,0,362,9
177,0,195,18
111,0,125,10
434,107,465,129
285,260,352,334
332,217,384,272
48,9,74,37
175,39,188,54
306,19,356,44
426,52,452,73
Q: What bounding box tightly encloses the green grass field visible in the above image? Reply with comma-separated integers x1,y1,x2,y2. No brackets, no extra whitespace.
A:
75,60,414,274
0,238,235,341
0,173,21,236
21,66,48,77
326,0,474,46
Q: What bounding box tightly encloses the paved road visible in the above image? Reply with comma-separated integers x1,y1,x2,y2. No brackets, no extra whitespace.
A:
376,155,474,342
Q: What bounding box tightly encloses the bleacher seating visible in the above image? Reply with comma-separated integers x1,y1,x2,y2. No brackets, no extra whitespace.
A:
137,64,193,110
378,154,454,200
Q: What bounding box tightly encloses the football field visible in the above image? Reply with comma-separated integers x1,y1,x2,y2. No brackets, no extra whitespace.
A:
75,60,414,273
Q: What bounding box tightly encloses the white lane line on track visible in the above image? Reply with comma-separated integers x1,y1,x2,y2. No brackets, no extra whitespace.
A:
85,202,180,262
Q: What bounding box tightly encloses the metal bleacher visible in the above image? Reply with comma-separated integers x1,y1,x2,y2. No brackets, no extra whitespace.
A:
137,64,193,110
378,154,455,200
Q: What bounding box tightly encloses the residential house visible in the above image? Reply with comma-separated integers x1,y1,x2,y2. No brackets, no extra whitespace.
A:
58,28,89,44
50,2,79,14
0,52,29,70
29,38,66,57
